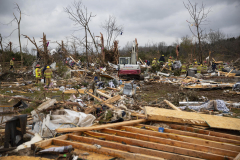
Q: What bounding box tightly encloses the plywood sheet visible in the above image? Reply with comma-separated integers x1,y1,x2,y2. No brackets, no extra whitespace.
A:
145,107,240,130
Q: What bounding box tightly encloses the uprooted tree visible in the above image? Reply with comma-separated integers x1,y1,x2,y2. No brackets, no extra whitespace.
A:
183,0,211,64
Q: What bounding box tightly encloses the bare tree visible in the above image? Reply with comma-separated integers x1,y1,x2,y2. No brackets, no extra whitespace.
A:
207,29,225,44
183,0,211,63
64,0,99,65
2,3,24,67
101,15,123,49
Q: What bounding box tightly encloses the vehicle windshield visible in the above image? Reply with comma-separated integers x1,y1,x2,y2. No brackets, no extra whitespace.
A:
120,58,129,64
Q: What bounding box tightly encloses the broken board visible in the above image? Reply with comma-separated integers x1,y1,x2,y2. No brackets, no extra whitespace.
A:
145,107,240,130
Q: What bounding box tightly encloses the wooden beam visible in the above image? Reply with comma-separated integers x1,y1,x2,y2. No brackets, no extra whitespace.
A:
163,99,182,111
53,139,162,160
86,131,229,160
137,124,240,145
96,90,111,99
67,135,202,160
56,119,147,133
34,134,68,150
168,124,240,141
234,153,240,160
87,92,116,109
101,128,238,157
119,126,240,152
104,95,121,104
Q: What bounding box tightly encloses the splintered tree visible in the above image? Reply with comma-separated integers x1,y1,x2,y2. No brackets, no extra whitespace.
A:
101,15,123,50
183,0,211,64
64,0,99,65
3,3,24,68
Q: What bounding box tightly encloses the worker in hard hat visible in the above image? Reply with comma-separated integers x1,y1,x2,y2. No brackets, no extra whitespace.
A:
159,55,165,64
193,59,198,68
197,63,202,74
189,62,193,69
218,62,224,71
44,66,53,87
9,58,15,71
181,62,187,73
152,58,157,72
202,61,208,73
168,56,172,71
35,64,41,84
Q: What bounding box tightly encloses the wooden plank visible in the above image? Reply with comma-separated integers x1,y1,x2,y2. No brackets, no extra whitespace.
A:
34,134,68,149
86,131,229,160
137,124,240,145
168,124,240,141
53,139,162,160
145,107,240,130
234,153,240,160
104,95,121,104
56,119,147,133
87,92,116,109
145,107,208,126
226,69,234,77
120,126,240,152
101,128,238,157
96,90,111,99
164,99,182,111
67,135,202,160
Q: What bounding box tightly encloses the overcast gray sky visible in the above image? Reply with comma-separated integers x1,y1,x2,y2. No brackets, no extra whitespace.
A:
0,0,239,54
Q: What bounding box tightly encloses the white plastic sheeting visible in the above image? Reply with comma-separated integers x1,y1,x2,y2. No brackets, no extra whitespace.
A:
40,109,95,137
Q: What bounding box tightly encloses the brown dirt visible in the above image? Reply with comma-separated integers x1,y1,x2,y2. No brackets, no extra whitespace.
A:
138,82,240,105
0,72,34,82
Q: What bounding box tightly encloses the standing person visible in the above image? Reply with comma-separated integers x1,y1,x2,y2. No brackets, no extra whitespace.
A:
42,65,47,84
152,58,157,72
218,62,224,71
35,64,41,84
44,66,52,87
159,55,165,64
203,61,208,72
212,62,216,72
168,56,172,71
197,63,202,74
9,58,14,71
181,62,187,73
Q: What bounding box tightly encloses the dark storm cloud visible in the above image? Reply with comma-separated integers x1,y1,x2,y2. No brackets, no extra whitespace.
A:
0,0,239,52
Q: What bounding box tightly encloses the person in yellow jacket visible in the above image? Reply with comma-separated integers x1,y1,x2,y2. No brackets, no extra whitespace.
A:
152,58,157,66
189,63,193,69
35,64,41,84
203,61,208,72
181,62,187,73
197,63,202,74
9,58,15,71
218,62,224,71
44,66,52,87
152,58,157,72
168,56,172,71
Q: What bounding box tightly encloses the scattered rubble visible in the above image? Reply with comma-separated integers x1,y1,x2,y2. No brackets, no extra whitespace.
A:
0,51,240,160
